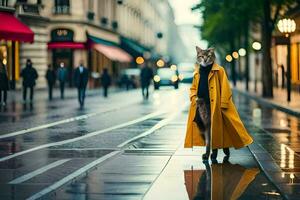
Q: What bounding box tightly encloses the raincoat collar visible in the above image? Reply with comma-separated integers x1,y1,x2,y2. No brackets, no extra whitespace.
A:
194,62,220,76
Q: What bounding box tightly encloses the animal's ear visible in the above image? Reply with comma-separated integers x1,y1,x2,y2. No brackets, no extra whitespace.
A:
207,47,215,52
196,46,203,53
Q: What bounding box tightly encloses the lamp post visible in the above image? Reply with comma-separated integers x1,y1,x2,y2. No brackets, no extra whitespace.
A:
252,42,261,93
277,18,296,102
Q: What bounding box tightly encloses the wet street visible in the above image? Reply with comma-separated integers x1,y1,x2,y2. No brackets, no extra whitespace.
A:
0,86,298,199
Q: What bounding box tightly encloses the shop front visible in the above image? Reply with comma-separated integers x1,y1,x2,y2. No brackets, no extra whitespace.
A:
87,33,132,88
48,28,86,87
0,11,34,89
273,34,300,90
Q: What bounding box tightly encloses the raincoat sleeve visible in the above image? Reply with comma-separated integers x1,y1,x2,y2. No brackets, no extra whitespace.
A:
220,68,232,109
189,73,197,103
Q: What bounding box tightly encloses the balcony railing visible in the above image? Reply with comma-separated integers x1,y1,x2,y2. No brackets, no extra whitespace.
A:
53,6,70,14
15,3,41,15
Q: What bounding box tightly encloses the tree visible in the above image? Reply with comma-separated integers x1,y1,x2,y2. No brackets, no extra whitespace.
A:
193,0,298,97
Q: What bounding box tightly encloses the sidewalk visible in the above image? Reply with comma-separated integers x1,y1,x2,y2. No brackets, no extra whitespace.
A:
234,81,300,117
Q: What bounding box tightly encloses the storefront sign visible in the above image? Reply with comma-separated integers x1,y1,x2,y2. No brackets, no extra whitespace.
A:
51,29,73,42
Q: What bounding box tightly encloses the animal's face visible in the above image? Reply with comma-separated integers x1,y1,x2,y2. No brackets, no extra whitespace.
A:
196,46,215,67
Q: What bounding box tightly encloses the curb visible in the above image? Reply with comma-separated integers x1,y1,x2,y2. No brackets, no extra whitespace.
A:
247,143,289,200
233,88,300,117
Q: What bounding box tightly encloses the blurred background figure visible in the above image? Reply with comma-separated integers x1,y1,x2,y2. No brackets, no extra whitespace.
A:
57,62,67,99
100,68,111,97
0,61,9,106
140,62,153,100
20,59,38,103
45,64,56,100
74,62,88,108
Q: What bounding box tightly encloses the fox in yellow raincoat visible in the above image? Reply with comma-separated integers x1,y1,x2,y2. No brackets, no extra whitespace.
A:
184,62,253,150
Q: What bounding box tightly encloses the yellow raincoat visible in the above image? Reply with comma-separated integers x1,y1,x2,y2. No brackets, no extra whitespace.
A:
184,63,253,149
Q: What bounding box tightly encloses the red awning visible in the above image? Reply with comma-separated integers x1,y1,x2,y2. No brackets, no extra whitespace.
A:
93,43,132,63
48,42,86,49
0,12,34,43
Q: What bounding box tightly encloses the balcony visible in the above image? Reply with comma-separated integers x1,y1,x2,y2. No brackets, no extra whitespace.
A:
53,6,70,14
16,3,41,15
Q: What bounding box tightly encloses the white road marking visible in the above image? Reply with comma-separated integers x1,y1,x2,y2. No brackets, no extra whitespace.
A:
26,151,120,200
0,111,164,162
9,159,71,184
0,100,139,140
118,102,189,148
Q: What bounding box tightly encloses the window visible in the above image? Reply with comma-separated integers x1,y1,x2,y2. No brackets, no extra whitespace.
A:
54,0,70,14
0,0,8,6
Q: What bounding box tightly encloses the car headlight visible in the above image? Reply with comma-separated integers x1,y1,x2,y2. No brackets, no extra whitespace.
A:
178,74,184,80
154,75,160,82
171,75,178,82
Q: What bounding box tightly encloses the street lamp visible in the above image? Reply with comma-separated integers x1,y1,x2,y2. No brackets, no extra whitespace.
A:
238,48,246,57
252,41,261,92
277,18,296,102
225,54,233,62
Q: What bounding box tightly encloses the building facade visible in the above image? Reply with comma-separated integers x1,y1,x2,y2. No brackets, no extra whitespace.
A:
0,0,185,89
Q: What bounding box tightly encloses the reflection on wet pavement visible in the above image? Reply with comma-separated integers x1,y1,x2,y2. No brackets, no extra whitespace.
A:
185,161,260,200
233,92,300,199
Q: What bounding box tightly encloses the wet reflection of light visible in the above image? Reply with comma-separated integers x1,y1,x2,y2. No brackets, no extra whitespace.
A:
280,144,286,168
153,93,161,106
279,119,287,127
281,172,285,178
262,191,281,196
280,144,295,179
252,108,262,126
290,173,295,183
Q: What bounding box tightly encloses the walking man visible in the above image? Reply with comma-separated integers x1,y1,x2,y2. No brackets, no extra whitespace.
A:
57,62,67,99
140,62,153,99
0,61,9,106
20,59,38,103
45,64,56,100
101,68,111,97
74,62,88,108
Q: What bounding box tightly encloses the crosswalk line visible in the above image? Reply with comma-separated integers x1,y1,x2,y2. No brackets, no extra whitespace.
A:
26,151,120,200
0,110,164,162
9,159,71,184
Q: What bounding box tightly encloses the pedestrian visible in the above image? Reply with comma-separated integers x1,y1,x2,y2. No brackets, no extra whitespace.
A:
74,62,88,108
20,59,38,103
0,61,9,106
184,46,253,162
100,68,111,97
45,64,56,100
140,62,153,99
57,62,67,99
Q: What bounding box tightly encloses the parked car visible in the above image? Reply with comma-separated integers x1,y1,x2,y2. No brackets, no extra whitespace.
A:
153,67,179,90
177,62,196,83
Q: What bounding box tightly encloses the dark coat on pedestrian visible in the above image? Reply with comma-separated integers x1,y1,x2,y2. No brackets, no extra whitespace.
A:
57,67,68,82
140,66,153,87
101,69,111,87
20,64,38,87
74,66,89,88
45,68,56,86
0,64,9,90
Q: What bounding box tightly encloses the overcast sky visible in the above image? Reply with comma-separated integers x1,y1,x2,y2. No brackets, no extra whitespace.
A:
168,0,207,60
168,0,200,25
